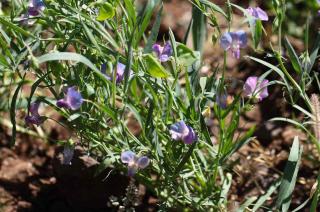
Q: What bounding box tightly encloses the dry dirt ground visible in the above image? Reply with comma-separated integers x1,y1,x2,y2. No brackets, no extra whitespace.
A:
0,0,319,211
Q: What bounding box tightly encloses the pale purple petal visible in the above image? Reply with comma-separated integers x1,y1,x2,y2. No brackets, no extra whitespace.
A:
169,121,189,141
152,44,162,58
116,63,126,83
137,156,150,169
243,76,269,101
66,87,83,110
25,115,45,126
235,31,247,48
216,93,228,109
160,55,170,62
127,166,138,177
28,0,45,16
258,79,269,100
25,102,45,126
243,76,258,97
121,151,136,164
183,126,198,144
56,99,70,109
162,42,173,57
29,102,40,116
255,7,268,21
152,42,172,62
57,87,83,110
220,32,232,50
232,48,240,59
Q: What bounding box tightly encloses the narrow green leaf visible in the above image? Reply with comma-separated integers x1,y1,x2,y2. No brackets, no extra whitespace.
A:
308,31,320,73
284,37,302,74
276,136,303,211
144,54,170,78
192,5,206,55
219,125,255,164
252,180,281,211
37,52,99,72
0,17,34,38
238,197,258,212
10,80,25,146
253,19,263,48
82,23,102,53
144,4,163,53
123,0,137,25
198,0,227,18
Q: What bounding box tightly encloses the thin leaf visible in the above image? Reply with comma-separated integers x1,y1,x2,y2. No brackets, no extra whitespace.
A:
276,136,303,211
10,80,25,146
284,37,302,74
144,4,163,53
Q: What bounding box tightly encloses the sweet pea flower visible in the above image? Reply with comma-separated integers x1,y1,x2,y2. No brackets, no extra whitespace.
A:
63,144,75,165
216,93,234,109
57,87,83,110
25,102,46,126
169,121,197,144
21,0,45,25
220,31,247,59
243,76,269,101
121,151,150,176
101,63,131,83
28,0,45,16
246,7,268,21
216,92,228,109
152,42,172,62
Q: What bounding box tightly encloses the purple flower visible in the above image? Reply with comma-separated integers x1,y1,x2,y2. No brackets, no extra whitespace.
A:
220,31,247,59
152,42,172,62
216,93,234,109
243,76,269,101
121,151,150,177
63,144,75,165
57,87,83,110
28,0,45,16
246,7,268,21
169,121,197,144
25,102,46,126
101,63,130,84
216,92,228,109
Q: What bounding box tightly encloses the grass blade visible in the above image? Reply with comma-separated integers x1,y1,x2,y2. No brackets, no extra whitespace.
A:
276,136,303,211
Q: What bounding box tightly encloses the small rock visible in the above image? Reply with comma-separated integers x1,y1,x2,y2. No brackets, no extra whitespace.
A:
0,158,38,183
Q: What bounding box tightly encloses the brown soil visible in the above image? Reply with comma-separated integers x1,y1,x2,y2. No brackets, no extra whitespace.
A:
1,0,319,211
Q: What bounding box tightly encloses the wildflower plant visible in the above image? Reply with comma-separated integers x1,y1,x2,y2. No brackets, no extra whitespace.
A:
1,0,319,211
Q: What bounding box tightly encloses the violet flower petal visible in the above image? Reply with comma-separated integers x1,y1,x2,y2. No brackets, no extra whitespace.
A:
243,76,269,101
121,151,136,164
137,156,150,169
127,166,138,177
25,102,45,126
169,121,189,141
162,42,173,58
116,63,126,83
152,42,172,62
220,32,232,50
56,99,70,109
152,44,162,58
66,87,83,110
255,7,268,21
246,7,268,21
233,31,247,48
28,0,45,16
183,126,197,144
